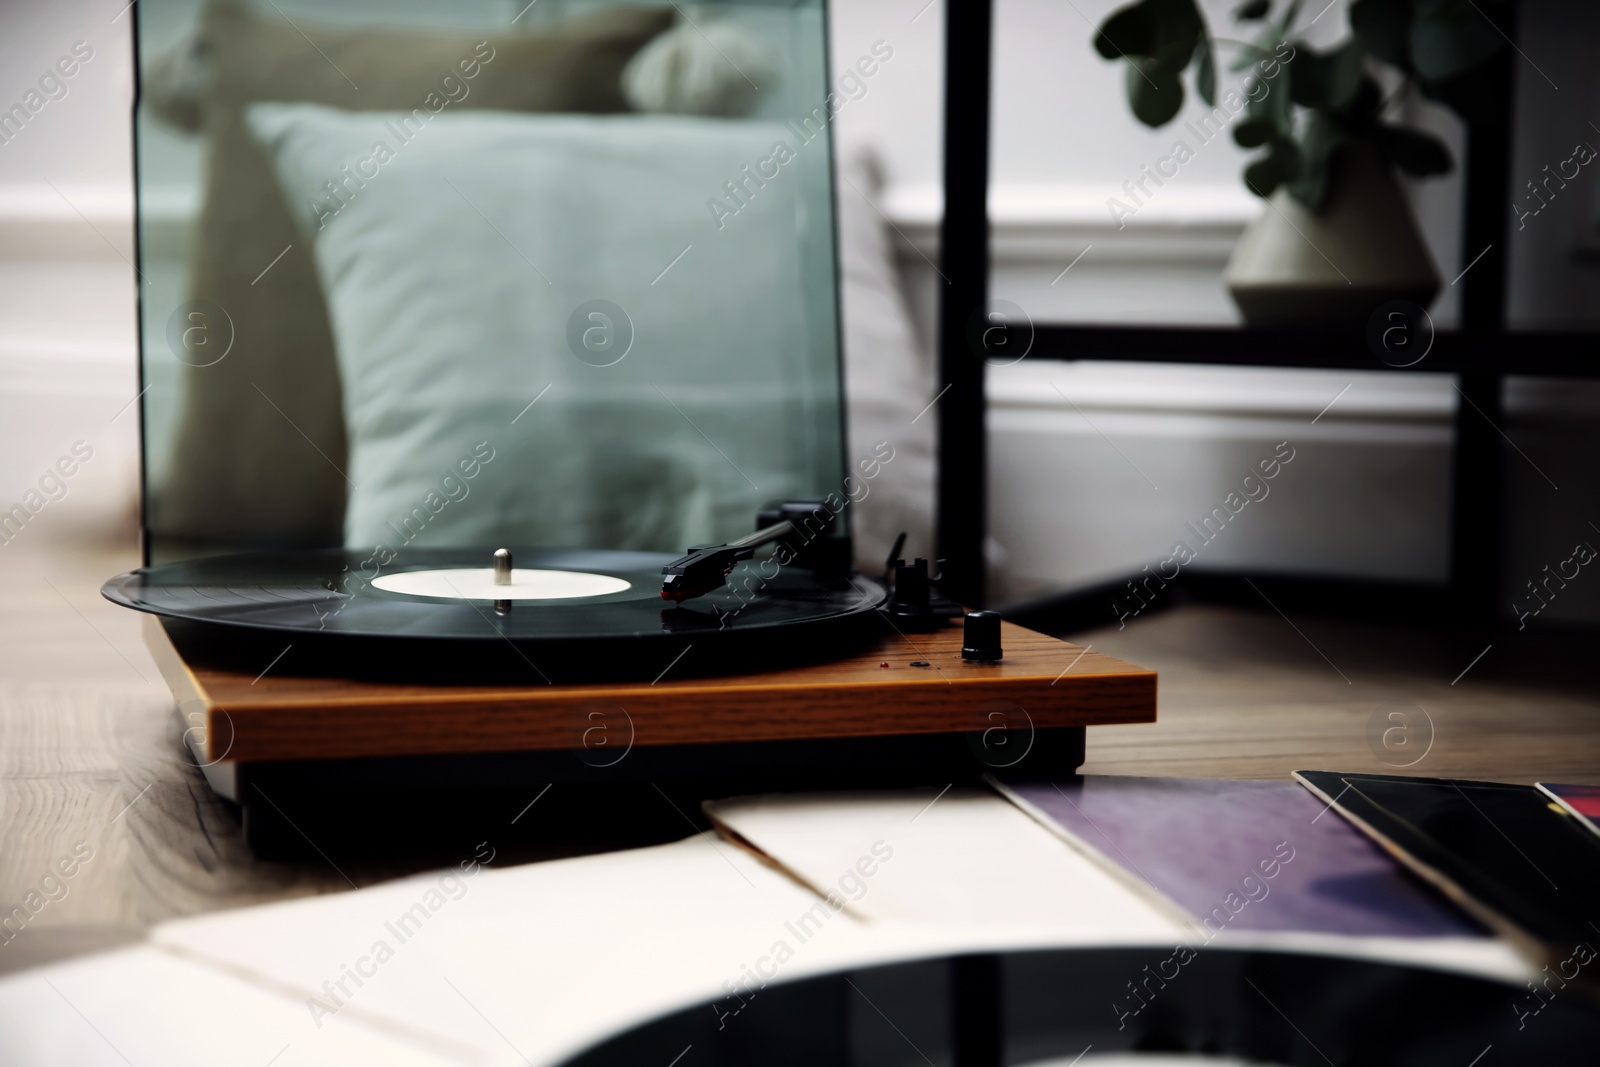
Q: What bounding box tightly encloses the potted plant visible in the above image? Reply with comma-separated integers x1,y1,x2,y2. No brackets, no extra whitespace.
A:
1093,0,1509,324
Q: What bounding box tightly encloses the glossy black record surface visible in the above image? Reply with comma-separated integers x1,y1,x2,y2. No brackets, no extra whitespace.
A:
103,548,888,670
104,548,888,640
556,946,1600,1066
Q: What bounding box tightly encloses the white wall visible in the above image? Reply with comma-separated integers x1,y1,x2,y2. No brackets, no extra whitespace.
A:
0,0,140,542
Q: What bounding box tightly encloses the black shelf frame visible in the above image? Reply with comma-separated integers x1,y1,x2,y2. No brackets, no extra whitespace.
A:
933,0,1593,627
1028,326,1600,377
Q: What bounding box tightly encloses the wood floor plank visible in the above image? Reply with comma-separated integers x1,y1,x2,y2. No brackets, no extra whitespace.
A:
1076,604,1600,784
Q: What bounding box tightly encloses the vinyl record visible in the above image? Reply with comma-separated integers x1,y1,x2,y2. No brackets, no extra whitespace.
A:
104,548,890,683
558,946,1600,1065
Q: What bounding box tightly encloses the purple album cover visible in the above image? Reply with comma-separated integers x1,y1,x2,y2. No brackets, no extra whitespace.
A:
996,775,1484,938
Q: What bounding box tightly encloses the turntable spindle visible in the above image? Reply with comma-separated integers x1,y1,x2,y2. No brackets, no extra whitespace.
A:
493,549,512,615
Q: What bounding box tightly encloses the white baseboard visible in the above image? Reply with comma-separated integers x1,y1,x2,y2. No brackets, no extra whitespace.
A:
987,361,1457,604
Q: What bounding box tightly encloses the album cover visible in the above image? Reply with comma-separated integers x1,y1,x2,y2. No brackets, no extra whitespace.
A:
1296,770,1600,956
993,774,1482,938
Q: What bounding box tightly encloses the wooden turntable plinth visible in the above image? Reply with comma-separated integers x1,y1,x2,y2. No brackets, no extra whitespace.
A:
144,613,1155,854
144,615,1155,766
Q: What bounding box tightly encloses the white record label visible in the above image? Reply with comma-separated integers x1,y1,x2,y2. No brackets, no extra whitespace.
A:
370,567,632,601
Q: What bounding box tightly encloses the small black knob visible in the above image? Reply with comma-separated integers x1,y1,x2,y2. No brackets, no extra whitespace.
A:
962,610,1003,663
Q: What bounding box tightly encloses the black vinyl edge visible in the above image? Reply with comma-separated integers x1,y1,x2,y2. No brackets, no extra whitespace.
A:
555,944,1600,1066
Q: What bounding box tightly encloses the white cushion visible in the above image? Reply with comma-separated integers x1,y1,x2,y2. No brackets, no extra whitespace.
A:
247,104,843,553
621,17,778,117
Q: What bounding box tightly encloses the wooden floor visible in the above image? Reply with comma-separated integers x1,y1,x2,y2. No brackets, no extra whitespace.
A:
2,536,1597,976
1077,592,1600,783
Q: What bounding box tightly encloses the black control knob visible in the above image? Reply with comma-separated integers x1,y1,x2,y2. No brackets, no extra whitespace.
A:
962,610,1003,663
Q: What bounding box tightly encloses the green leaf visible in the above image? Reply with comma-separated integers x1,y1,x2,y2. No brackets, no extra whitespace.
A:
1376,123,1454,176
1234,118,1278,147
1410,0,1504,82
1241,60,1293,136
1350,0,1410,71
1244,156,1287,198
1155,36,1200,71
1095,1,1157,59
1271,136,1304,180
1243,137,1304,198
1285,112,1346,210
1149,0,1206,44
1234,0,1271,19
1127,57,1186,126
1096,0,1208,130
1338,76,1385,131
1195,36,1217,105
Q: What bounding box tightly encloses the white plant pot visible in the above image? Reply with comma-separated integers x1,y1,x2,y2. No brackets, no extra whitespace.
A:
1225,144,1441,325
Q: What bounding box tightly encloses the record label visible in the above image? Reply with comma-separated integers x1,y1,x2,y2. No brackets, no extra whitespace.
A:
369,567,632,601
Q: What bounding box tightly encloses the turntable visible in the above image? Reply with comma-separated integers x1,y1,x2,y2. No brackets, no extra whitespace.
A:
111,0,1155,852
115,517,1155,852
